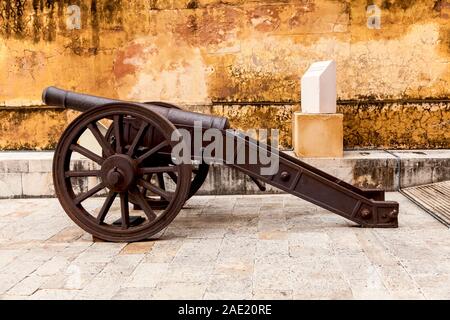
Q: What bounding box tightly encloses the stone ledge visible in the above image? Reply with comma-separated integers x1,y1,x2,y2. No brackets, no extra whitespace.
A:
0,150,449,198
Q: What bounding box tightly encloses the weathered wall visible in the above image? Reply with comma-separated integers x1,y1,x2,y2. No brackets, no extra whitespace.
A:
0,0,449,149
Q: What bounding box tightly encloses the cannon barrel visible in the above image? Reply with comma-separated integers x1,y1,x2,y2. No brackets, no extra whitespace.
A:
42,86,229,130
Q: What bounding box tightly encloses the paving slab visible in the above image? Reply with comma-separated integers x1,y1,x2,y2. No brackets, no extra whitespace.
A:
0,193,449,300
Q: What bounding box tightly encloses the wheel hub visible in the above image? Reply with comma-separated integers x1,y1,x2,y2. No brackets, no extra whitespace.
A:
101,154,137,192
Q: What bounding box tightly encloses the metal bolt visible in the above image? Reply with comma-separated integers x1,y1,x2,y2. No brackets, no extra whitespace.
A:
388,209,398,220
280,171,290,181
107,167,121,185
361,208,372,219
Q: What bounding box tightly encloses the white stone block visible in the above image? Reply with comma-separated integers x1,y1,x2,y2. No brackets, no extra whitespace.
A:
0,160,29,173
22,172,54,197
0,173,22,197
301,60,336,113
28,159,53,173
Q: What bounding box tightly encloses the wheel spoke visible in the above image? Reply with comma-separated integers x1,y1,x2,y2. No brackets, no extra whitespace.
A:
138,179,173,201
96,191,117,224
130,189,157,221
157,173,165,189
74,182,105,205
113,115,123,154
136,141,168,164
65,170,101,178
120,192,130,229
139,166,177,174
167,171,178,183
127,122,148,157
88,123,114,157
140,174,152,196
70,144,104,165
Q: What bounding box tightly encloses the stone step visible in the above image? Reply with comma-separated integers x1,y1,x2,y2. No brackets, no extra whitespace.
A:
0,150,449,198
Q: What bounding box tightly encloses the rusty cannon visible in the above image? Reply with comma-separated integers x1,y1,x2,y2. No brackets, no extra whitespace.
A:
43,87,399,242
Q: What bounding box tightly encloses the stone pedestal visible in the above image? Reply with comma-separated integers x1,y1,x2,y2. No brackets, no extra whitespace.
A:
293,112,343,158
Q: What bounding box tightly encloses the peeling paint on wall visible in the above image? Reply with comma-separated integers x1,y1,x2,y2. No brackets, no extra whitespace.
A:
114,37,210,104
0,108,69,150
1,0,449,103
340,101,450,149
0,0,449,150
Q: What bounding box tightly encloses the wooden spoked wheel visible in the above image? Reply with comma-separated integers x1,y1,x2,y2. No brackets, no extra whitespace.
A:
53,103,192,242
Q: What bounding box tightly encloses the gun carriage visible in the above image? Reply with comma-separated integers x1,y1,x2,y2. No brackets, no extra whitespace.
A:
43,87,399,242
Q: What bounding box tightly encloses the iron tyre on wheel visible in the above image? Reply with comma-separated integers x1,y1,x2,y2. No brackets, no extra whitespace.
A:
53,103,192,242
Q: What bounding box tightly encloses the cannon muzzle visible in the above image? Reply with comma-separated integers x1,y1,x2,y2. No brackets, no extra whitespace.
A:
42,86,230,130
43,86,117,113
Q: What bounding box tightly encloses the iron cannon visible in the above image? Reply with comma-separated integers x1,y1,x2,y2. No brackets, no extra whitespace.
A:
43,87,399,242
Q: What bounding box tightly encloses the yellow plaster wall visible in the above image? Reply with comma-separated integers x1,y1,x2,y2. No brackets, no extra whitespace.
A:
0,0,449,149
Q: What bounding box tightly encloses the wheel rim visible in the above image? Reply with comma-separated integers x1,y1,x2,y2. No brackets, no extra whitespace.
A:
53,103,192,242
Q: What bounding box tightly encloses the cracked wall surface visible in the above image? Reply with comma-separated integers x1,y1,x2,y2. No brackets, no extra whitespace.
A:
0,0,449,149
339,101,450,149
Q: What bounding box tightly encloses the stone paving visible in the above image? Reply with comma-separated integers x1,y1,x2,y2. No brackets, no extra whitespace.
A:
0,193,450,300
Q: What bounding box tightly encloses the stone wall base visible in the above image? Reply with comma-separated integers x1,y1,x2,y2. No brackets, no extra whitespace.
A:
1,150,449,198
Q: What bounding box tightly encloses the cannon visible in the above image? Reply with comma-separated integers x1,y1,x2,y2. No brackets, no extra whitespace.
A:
43,87,399,242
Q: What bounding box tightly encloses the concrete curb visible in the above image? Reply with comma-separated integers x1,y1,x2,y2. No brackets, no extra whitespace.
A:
0,150,449,198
